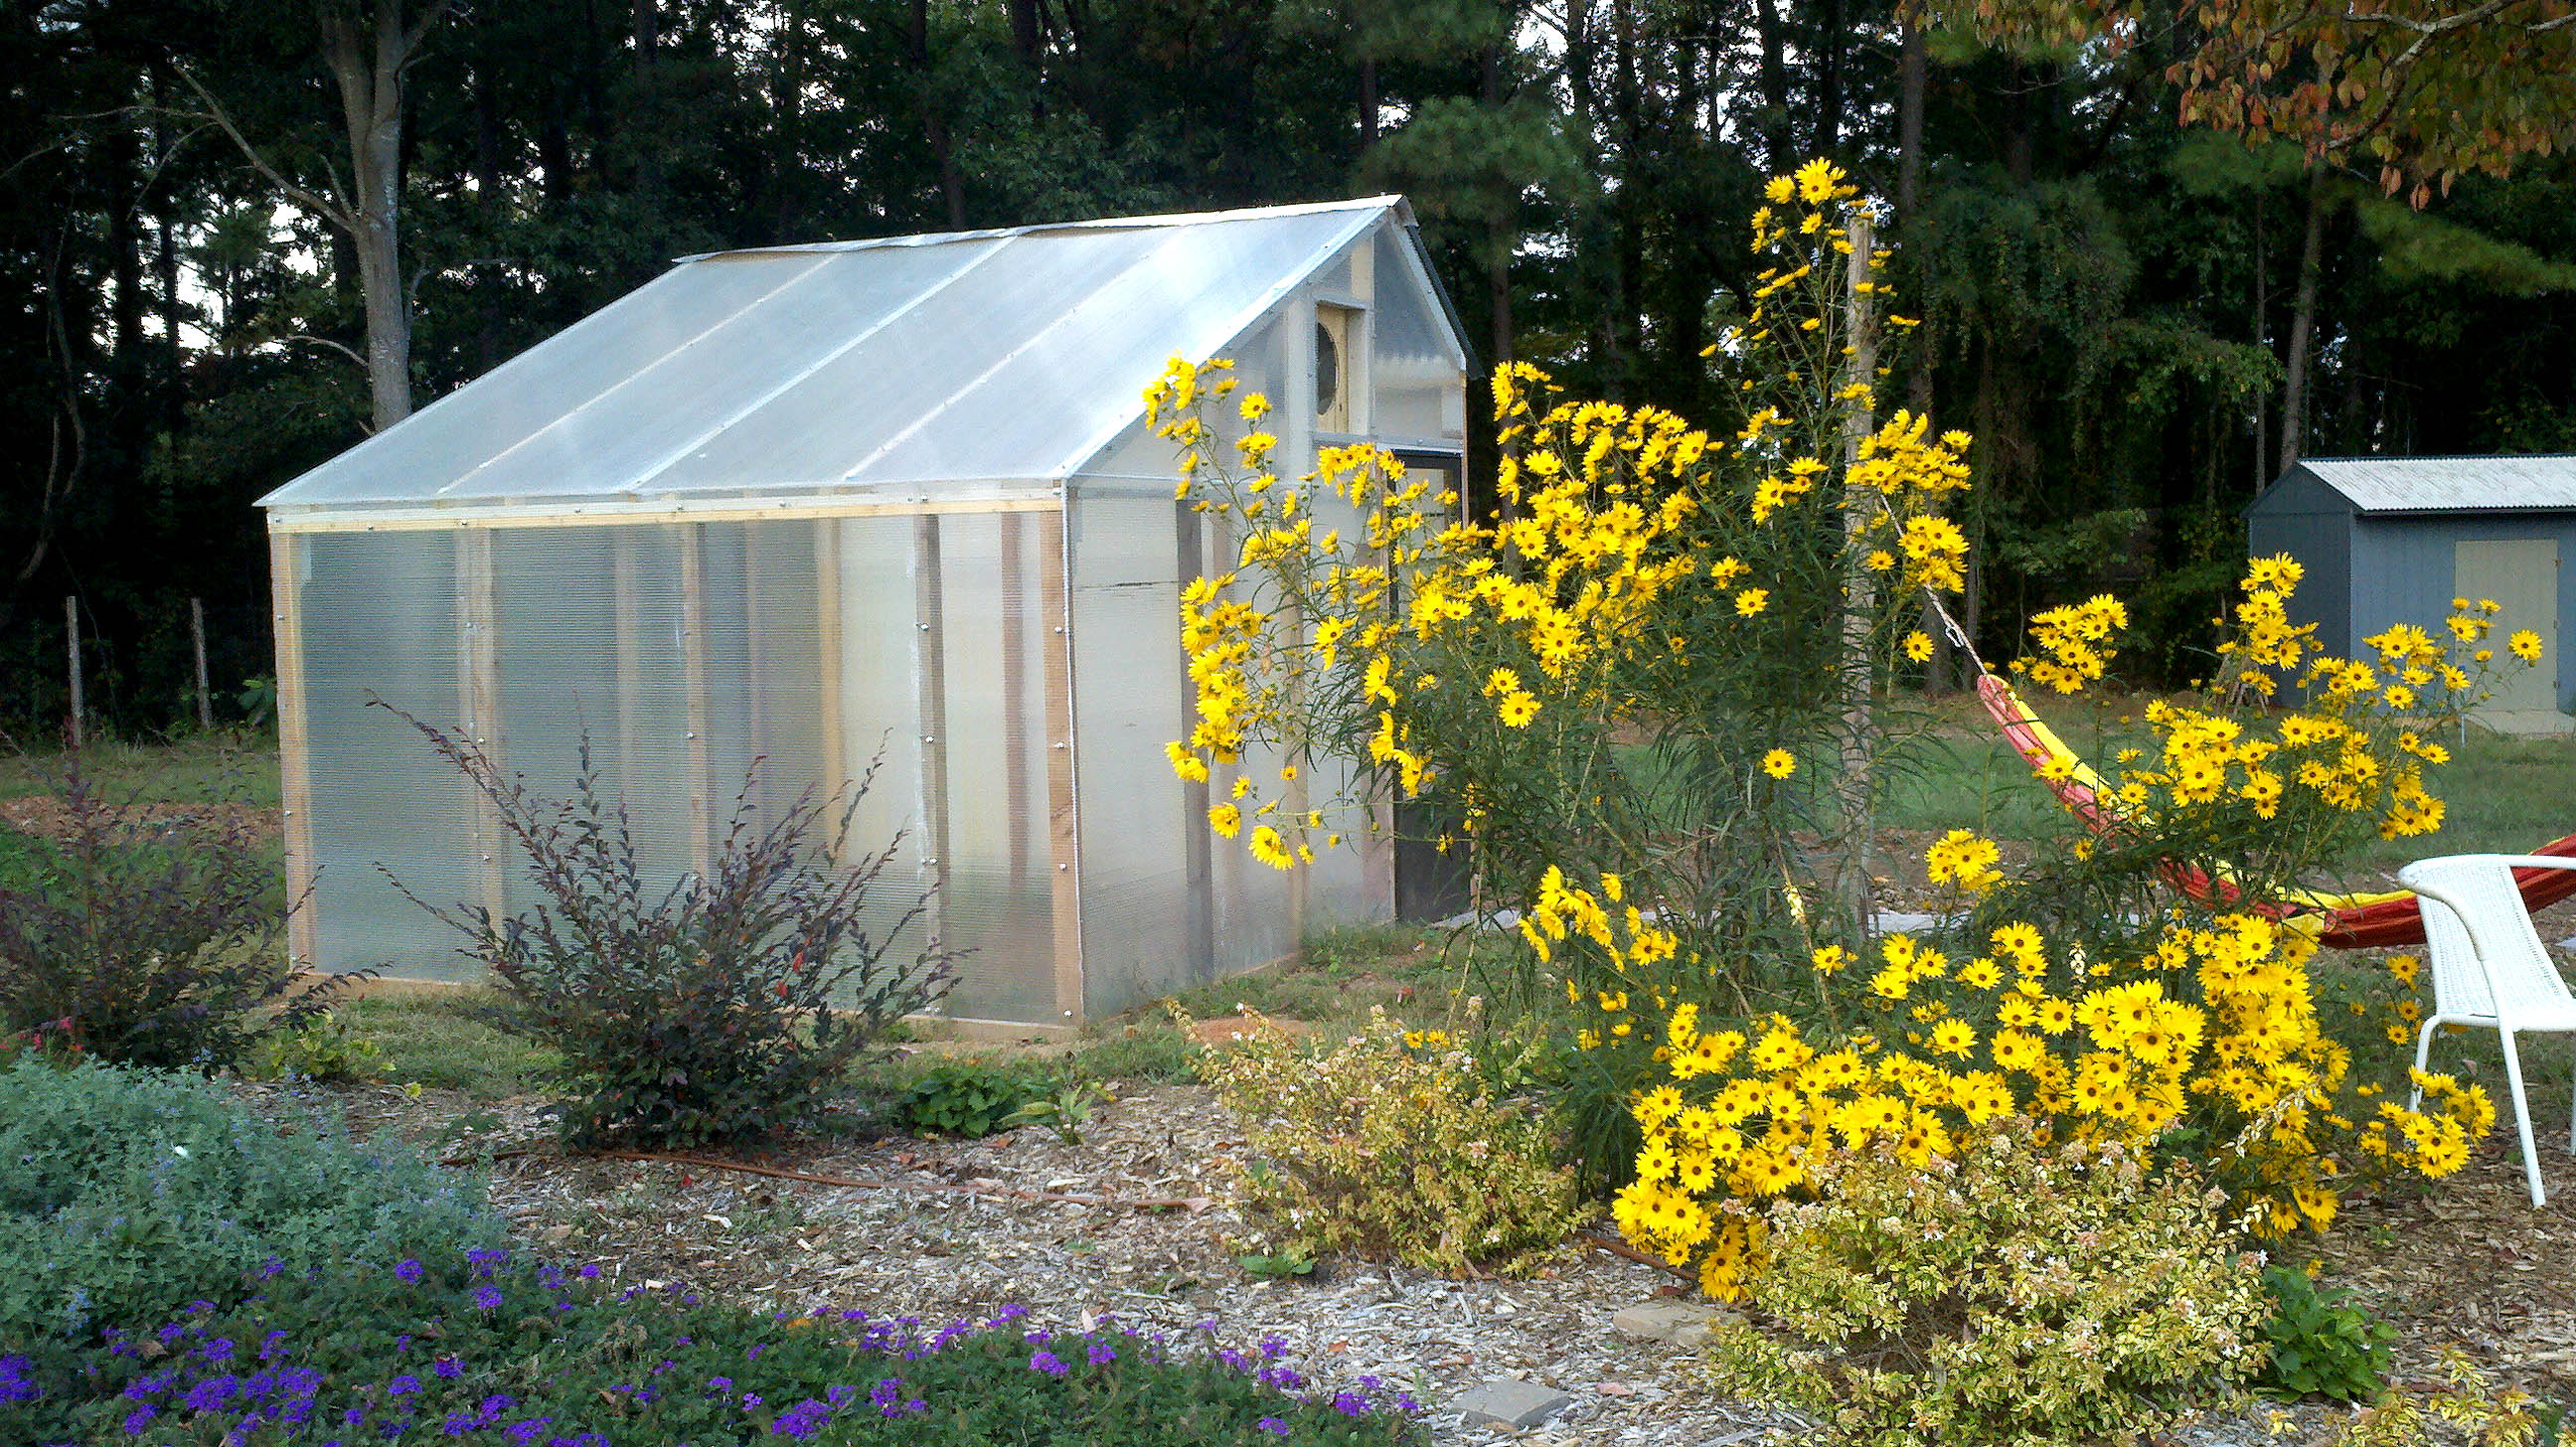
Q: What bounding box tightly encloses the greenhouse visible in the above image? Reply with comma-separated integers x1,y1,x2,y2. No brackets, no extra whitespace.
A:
258,197,1474,1033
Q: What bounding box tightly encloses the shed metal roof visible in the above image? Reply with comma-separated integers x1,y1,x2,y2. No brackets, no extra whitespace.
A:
2287,455,2576,514
261,197,1450,515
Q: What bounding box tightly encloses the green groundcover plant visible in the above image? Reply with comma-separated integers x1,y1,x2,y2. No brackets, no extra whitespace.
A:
0,1250,1423,1446
0,1058,499,1348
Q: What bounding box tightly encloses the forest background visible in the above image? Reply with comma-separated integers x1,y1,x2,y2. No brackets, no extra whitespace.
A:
5,0,2574,736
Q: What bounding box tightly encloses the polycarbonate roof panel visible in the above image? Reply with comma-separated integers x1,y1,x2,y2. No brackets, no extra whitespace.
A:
260,198,1411,511
2299,455,2576,513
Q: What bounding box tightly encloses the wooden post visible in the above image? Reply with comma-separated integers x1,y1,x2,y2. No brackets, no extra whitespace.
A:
911,515,950,953
190,597,214,729
455,530,508,923
1038,508,1083,1027
1835,212,1881,940
1001,511,1030,891
64,596,82,748
814,520,846,826
1176,502,1214,980
613,531,643,809
268,535,318,967
680,524,712,874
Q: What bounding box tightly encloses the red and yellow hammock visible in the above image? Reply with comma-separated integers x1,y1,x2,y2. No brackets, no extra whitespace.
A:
1975,673,2576,948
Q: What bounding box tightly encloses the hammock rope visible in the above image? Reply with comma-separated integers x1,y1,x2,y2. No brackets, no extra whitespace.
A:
1918,590,2576,949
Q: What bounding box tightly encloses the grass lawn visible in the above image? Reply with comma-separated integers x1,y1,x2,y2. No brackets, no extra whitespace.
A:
1881,690,2576,869
0,727,282,807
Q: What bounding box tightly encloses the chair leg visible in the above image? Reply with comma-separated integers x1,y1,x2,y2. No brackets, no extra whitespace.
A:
2410,1019,2441,1110
2499,1029,2546,1207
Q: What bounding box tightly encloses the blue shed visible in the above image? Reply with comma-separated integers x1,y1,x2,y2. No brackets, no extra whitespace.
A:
2245,455,2575,733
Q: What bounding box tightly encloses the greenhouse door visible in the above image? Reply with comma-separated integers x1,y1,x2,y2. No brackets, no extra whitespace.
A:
1388,449,1474,923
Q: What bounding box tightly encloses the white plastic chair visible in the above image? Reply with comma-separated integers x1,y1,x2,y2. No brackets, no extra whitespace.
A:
2400,854,2576,1206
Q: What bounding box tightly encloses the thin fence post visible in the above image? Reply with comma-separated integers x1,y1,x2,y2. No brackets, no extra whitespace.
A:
191,596,215,729
1835,211,1880,941
65,595,83,749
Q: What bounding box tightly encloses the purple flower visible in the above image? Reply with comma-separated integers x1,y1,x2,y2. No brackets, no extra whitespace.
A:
707,1375,733,1394
577,1265,600,1281
183,1375,241,1413
769,1399,833,1438
1259,1335,1290,1360
1257,1417,1290,1435
123,1405,157,1435
742,1393,763,1407
389,1374,421,1397
433,1358,461,1380
1028,1352,1069,1377
1086,1343,1116,1367
1330,1390,1368,1417
395,1261,424,1285
0,1356,39,1404
505,1418,555,1445
472,1286,504,1311
202,1338,238,1364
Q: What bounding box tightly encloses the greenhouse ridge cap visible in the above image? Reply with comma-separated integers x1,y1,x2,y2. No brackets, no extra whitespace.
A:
675,195,1411,262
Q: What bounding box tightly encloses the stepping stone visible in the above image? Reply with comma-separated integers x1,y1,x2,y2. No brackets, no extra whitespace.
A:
1611,1299,1726,1348
1454,1379,1576,1430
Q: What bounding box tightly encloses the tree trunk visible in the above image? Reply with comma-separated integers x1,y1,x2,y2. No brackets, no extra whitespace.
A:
770,0,808,241
2279,168,2329,474
474,57,504,374
321,2,431,430
1359,56,1378,150
912,0,967,229
632,0,662,197
1483,42,1512,366
1818,0,1845,153
1836,213,1880,940
1752,0,1791,171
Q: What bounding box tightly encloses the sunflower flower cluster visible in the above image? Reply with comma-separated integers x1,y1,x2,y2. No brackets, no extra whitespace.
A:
1617,904,2495,1302
1146,159,1971,921
2061,560,2540,856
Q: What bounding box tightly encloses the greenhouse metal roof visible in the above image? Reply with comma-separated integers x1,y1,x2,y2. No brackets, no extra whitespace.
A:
261,197,1439,516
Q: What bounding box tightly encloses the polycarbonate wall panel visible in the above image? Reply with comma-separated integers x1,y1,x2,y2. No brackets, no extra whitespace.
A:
270,258,833,506
1371,229,1465,443
488,525,689,921
927,513,1060,1024
1069,494,1196,1017
296,532,482,981
294,513,1062,1023
826,516,934,991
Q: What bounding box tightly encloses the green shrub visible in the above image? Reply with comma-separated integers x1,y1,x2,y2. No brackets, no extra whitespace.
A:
0,753,339,1071
1193,1008,1589,1277
241,1009,390,1084
0,1248,1421,1446
2256,1264,2396,1403
0,1058,500,1347
394,714,955,1148
1705,1119,2268,1446
900,1058,1053,1137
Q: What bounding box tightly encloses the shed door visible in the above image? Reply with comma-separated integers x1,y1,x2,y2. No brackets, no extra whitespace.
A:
2454,540,2559,715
